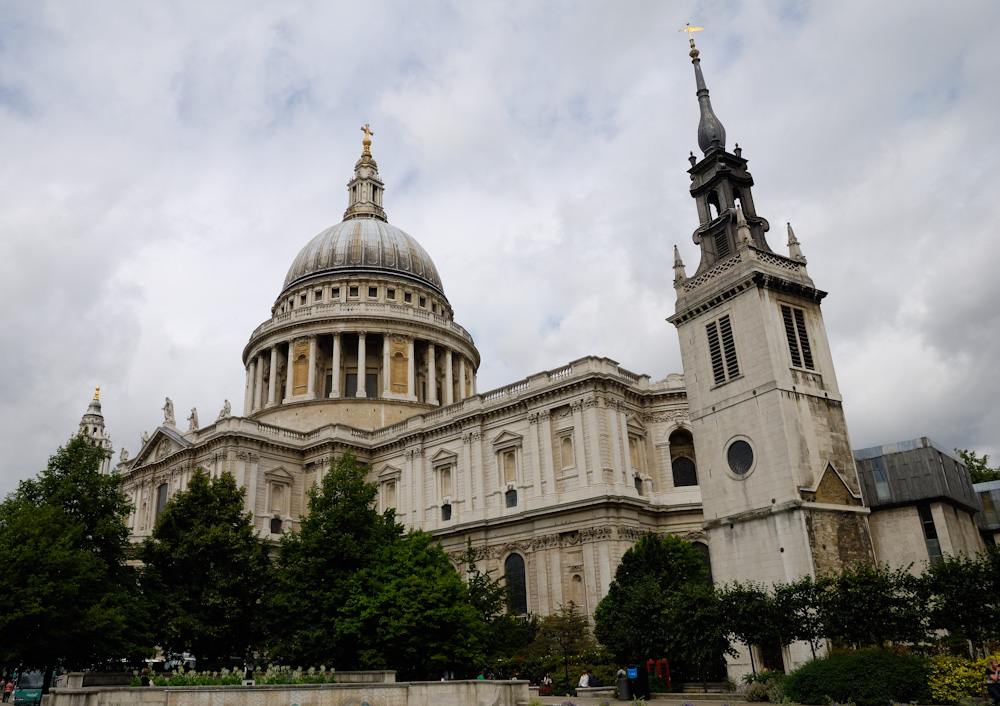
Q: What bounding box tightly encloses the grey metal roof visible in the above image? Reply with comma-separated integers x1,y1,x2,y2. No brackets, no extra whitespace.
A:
282,217,445,296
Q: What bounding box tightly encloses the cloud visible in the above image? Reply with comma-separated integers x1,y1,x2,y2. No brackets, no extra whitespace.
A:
1,1,999,495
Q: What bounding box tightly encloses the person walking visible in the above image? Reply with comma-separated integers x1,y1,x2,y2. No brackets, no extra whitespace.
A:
3,678,13,703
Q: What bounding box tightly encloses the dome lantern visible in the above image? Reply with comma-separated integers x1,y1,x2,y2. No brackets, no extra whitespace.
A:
344,124,387,222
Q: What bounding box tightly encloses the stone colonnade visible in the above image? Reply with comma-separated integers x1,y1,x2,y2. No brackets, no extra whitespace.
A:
244,331,477,414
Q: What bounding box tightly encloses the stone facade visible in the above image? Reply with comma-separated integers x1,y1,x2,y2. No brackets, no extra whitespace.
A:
92,43,991,681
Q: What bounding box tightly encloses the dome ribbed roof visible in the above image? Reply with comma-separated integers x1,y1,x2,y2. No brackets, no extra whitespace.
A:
282,218,444,296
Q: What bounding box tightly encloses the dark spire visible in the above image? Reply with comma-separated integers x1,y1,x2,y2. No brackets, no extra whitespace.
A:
688,36,726,154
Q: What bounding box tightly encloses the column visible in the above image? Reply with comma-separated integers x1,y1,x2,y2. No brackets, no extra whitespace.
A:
406,337,416,400
267,347,279,406
426,343,438,404
253,354,264,411
444,350,454,405
329,333,341,398
244,359,256,415
472,371,477,396
382,333,391,397
571,400,587,484
284,341,294,401
305,336,318,400
458,356,467,400
356,332,367,398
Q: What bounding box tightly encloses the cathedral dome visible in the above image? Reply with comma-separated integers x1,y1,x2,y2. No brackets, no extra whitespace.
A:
282,218,444,297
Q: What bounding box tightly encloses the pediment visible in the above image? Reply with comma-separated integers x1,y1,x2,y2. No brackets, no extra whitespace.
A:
491,429,523,449
800,462,862,506
431,448,458,466
378,463,402,480
264,466,294,482
133,426,191,467
626,415,647,434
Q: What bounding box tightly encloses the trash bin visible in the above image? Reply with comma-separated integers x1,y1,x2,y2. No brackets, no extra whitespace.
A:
616,676,631,700
626,663,650,700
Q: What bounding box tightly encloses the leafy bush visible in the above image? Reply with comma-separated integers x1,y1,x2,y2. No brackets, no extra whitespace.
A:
135,666,336,687
785,649,928,706
743,669,788,702
926,652,1000,705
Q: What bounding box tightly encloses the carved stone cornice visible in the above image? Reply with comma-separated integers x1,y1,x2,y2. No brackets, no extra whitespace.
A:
641,410,690,424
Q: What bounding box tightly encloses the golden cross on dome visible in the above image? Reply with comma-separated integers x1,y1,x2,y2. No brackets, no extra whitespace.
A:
94,385,100,400
679,22,704,49
360,123,374,155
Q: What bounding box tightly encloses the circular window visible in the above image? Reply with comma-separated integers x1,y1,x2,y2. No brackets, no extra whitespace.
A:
727,440,754,475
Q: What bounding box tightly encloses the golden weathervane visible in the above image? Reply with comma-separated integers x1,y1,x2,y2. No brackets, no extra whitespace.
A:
679,22,704,49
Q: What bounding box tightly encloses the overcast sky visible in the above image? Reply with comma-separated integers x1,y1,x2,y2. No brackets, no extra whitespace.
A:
1,1,998,496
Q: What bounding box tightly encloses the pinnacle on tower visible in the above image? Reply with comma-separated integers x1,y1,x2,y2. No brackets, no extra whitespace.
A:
673,245,688,285
787,222,807,263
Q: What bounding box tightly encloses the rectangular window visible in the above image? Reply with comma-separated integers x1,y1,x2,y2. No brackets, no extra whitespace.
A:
387,288,395,300
331,287,340,299
981,492,999,526
349,286,359,298
781,305,815,370
706,314,740,385
419,296,426,308
345,373,357,397
404,292,412,303
870,457,890,500
315,289,323,302
917,503,942,564
368,286,378,298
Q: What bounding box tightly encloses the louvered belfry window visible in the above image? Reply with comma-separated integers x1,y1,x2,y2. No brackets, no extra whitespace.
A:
706,314,740,385
781,305,815,370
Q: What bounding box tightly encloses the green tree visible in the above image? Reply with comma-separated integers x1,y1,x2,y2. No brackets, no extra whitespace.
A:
773,575,824,657
817,563,929,648
0,434,150,687
531,602,593,683
662,582,733,687
925,546,1000,650
955,448,1000,483
139,468,270,668
267,452,401,667
594,533,713,665
459,540,537,661
269,453,486,677
720,581,776,674
359,530,485,680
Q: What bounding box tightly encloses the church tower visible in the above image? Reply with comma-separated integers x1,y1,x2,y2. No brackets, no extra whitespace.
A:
79,386,113,474
667,35,874,672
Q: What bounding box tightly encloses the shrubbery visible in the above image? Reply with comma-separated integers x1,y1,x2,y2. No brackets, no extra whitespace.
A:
743,669,787,702
785,649,928,706
137,666,337,687
926,652,1000,705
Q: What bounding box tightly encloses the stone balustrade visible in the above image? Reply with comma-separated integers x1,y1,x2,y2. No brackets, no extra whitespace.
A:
249,300,475,346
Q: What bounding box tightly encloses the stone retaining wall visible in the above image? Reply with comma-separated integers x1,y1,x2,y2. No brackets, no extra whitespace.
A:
45,681,528,706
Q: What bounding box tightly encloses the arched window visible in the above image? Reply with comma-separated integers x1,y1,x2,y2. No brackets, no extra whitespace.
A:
669,429,699,487
155,483,168,520
672,457,698,487
504,553,527,615
707,190,721,218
